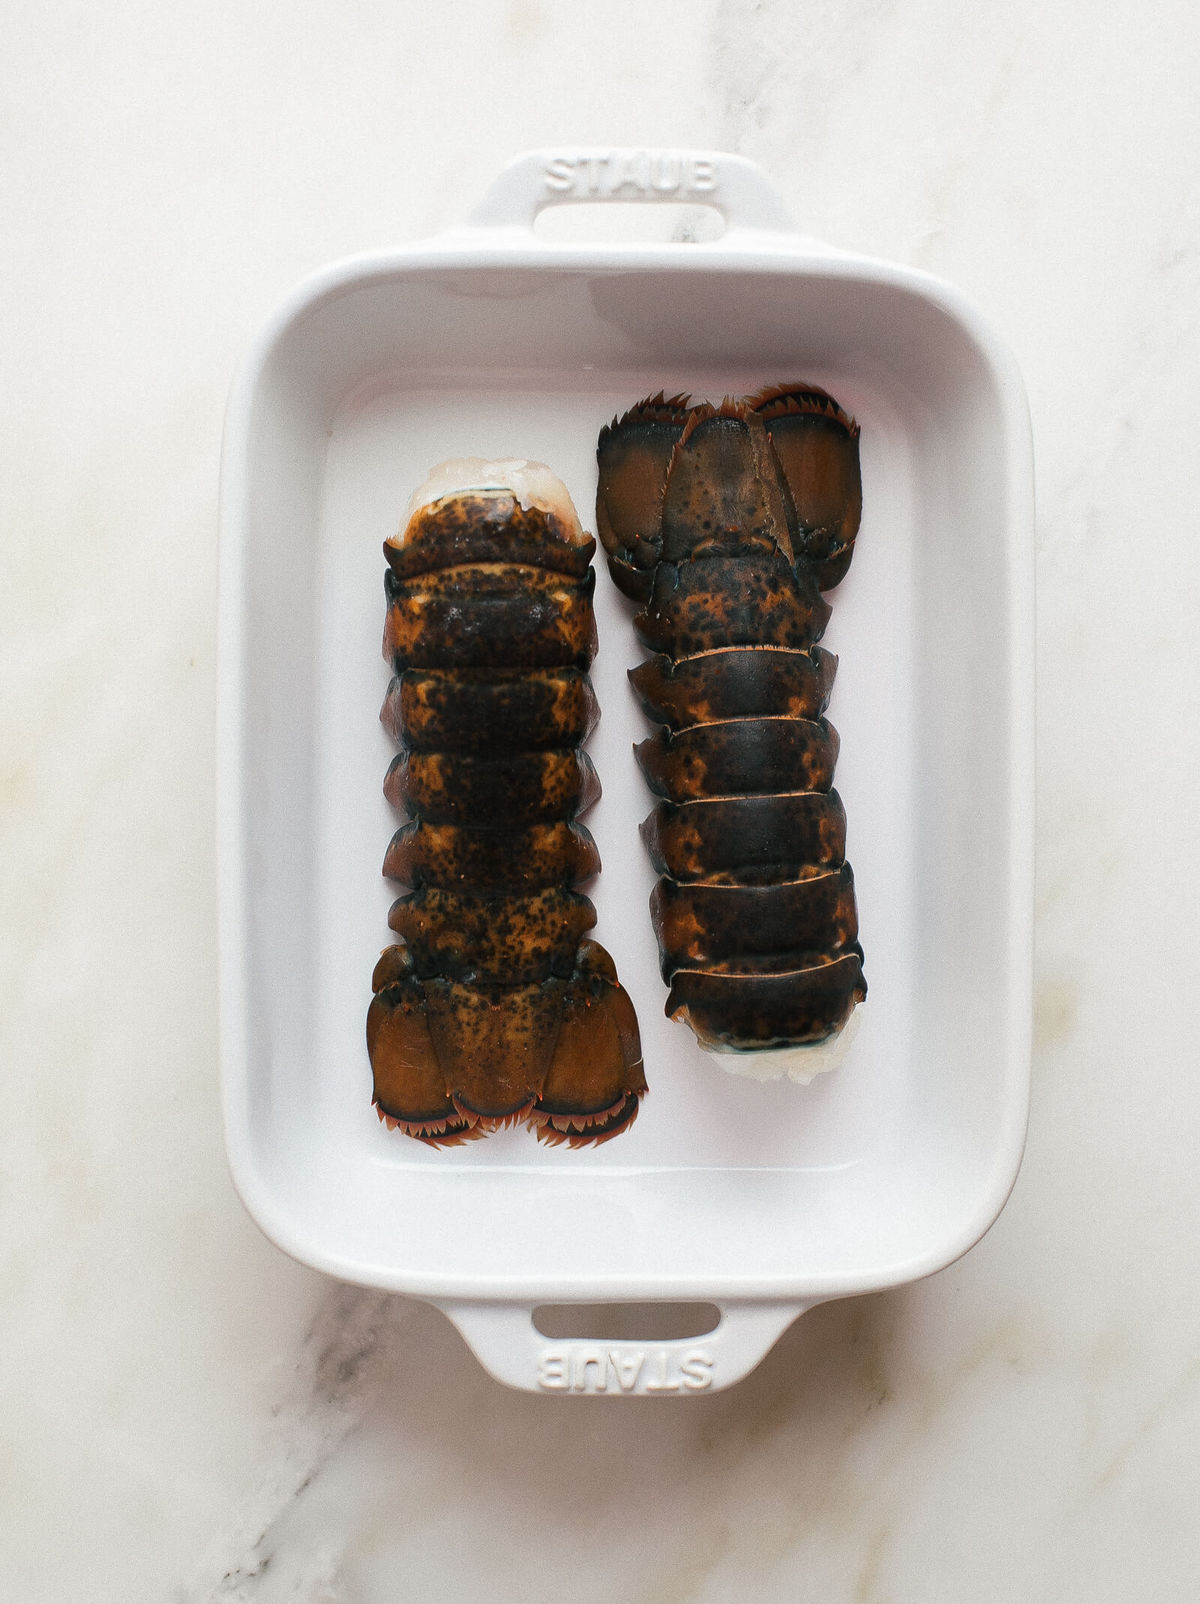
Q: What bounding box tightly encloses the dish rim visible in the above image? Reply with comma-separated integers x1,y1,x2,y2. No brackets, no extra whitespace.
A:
217,214,1035,1312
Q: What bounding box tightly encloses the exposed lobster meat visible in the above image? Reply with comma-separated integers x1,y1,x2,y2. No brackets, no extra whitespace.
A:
595,386,866,1078
367,461,646,1146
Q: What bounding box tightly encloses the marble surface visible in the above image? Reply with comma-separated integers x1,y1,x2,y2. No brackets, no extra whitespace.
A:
3,1,1199,1598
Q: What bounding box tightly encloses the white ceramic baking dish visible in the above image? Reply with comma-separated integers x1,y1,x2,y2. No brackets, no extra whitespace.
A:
218,148,1033,1395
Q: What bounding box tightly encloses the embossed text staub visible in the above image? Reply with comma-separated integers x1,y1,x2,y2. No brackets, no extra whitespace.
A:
543,151,718,200
536,1344,715,1394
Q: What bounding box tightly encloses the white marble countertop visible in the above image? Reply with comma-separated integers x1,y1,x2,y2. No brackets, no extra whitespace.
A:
4,2,1199,1599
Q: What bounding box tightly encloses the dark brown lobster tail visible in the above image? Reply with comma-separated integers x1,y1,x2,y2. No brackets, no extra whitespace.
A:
367,466,645,1144
596,388,866,1065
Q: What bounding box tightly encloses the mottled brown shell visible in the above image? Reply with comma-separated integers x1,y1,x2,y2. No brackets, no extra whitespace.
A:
367,480,645,1144
597,389,866,1055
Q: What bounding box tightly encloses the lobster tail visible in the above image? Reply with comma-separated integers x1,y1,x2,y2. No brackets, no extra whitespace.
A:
368,462,645,1144
597,389,866,1076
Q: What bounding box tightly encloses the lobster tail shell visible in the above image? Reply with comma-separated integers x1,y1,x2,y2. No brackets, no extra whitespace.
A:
368,468,645,1143
597,389,866,1069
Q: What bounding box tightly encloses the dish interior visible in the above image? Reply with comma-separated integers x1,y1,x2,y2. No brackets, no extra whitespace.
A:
224,259,1027,1295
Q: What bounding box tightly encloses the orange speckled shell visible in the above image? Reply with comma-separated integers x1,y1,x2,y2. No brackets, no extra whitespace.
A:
596,387,866,1054
367,486,645,1145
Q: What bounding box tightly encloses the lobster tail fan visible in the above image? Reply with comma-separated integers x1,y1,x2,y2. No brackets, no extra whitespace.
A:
748,384,862,589
595,393,692,601
748,383,859,436
659,403,794,565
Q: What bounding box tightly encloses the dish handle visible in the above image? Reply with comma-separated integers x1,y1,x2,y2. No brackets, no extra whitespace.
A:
437,1297,811,1396
465,146,798,238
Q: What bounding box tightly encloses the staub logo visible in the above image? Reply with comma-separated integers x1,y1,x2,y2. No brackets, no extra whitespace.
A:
537,1343,715,1394
544,151,718,200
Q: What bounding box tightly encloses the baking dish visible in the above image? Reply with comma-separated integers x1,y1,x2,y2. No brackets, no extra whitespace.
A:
218,148,1033,1394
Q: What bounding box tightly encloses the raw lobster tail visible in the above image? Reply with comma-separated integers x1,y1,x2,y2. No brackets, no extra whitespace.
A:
596,388,866,1076
367,461,646,1145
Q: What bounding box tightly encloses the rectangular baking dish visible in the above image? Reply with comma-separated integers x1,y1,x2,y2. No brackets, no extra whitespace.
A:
218,148,1033,1394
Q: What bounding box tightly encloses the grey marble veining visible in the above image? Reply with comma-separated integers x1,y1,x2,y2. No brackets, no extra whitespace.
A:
3,0,1200,1599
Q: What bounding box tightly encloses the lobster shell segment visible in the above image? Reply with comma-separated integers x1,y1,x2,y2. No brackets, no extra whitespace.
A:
383,819,601,891
368,464,645,1144
597,389,866,1075
649,865,860,978
635,716,840,802
629,646,837,729
381,668,599,753
640,790,849,885
665,954,865,1054
384,564,598,671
